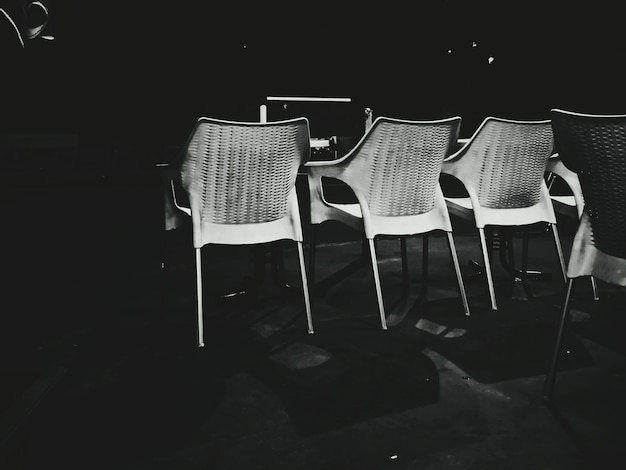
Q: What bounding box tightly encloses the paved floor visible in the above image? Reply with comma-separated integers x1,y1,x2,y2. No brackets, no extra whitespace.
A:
1,172,625,469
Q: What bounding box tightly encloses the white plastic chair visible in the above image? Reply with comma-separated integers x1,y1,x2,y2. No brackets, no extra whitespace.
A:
176,117,314,347
441,117,567,310
305,116,470,329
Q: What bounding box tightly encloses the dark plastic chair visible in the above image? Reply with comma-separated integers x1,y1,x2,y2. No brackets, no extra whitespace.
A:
544,108,626,401
545,153,599,300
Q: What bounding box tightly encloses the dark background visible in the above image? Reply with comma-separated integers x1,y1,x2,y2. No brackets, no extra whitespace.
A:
3,1,626,145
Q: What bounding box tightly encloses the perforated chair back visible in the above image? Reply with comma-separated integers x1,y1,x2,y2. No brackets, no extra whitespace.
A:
473,119,553,208
180,117,311,247
312,116,462,238
550,108,626,282
345,116,460,218
443,117,558,229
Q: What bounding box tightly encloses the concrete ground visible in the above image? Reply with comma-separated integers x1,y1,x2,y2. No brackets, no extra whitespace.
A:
1,171,625,469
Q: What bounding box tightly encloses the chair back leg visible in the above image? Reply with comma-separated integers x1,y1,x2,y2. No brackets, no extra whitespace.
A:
400,238,409,294
446,232,471,316
422,234,429,292
195,248,205,347
591,276,600,300
296,241,314,334
308,225,317,287
478,228,498,310
550,223,568,283
368,238,388,330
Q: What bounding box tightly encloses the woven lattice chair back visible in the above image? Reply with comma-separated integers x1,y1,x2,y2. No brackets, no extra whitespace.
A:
343,117,461,218
544,108,626,401
180,117,311,247
551,109,626,265
460,118,555,209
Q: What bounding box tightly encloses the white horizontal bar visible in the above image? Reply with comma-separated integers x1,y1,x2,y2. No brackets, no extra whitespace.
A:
310,138,331,148
266,96,352,103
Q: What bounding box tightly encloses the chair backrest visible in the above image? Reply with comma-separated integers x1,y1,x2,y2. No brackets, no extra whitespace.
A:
551,108,626,259
180,117,311,245
340,116,461,217
454,117,554,209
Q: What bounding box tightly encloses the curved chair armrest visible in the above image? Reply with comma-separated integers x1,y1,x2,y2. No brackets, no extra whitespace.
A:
546,154,580,189
546,154,585,217
170,179,191,216
303,159,347,180
441,137,473,181
445,137,471,159
158,162,190,231
441,152,472,187
303,159,357,226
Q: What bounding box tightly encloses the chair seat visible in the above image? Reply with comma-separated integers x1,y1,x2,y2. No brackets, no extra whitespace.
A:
327,201,362,218
551,195,578,219
444,197,473,220
567,213,626,285
550,195,576,207
445,196,557,227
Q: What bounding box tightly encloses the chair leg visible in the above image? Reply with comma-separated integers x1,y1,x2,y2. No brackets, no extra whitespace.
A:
543,278,575,402
591,276,600,301
400,238,409,294
195,248,205,347
478,227,498,310
422,234,429,289
447,232,470,316
368,238,388,330
550,223,568,283
270,241,289,290
309,225,317,287
296,241,314,334
521,228,529,277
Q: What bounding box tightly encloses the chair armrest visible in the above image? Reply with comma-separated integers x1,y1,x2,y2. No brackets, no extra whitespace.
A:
170,179,191,216
545,154,585,216
441,157,464,179
303,159,346,180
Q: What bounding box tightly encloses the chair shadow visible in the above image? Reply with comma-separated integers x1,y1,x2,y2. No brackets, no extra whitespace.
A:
410,296,595,384
567,288,626,357
544,390,626,468
248,321,439,435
